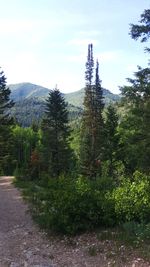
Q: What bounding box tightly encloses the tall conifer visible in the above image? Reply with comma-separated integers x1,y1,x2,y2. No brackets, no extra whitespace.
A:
80,45,104,178
93,60,104,171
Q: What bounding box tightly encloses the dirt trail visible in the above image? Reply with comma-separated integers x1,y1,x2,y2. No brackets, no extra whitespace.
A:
0,176,53,267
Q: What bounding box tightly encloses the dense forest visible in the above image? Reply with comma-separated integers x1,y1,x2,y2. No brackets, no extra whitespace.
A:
0,8,150,235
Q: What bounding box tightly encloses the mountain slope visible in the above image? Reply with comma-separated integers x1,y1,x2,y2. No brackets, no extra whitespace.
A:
10,83,50,101
9,82,121,126
65,88,120,107
9,82,120,106
11,99,83,127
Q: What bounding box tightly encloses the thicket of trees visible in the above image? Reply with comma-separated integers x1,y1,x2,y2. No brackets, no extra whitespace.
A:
0,69,14,174
1,8,150,234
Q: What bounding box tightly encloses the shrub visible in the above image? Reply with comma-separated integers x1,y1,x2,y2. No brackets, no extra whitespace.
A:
30,175,115,235
122,221,150,241
0,166,4,176
111,171,150,222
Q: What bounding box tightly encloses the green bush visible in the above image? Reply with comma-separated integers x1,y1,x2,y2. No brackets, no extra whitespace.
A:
15,169,150,235
111,171,150,222
122,221,150,241
29,175,115,235
0,165,4,176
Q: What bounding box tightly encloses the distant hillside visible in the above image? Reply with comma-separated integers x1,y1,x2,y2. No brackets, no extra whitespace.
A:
11,98,82,127
65,88,120,107
10,83,50,101
9,82,121,126
9,82,120,107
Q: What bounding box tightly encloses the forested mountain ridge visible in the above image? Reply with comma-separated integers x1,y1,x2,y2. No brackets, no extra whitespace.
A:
9,82,120,126
9,82,121,106
10,82,50,101
11,98,83,127
65,87,120,107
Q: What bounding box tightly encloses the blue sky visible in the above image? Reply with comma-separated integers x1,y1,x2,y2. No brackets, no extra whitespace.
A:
0,0,149,93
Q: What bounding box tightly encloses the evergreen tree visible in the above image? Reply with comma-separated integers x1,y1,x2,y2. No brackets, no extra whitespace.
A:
119,66,150,173
93,60,105,161
104,104,119,176
130,9,150,52
42,88,72,177
117,10,150,174
0,69,14,174
80,45,104,178
80,44,94,177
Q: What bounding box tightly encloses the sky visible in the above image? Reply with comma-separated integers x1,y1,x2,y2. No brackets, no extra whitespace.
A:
0,0,149,94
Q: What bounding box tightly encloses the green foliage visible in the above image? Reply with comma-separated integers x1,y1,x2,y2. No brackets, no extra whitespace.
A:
12,125,40,177
80,45,105,178
122,221,150,242
11,98,46,127
11,98,83,127
10,16,150,242
119,66,150,174
0,166,4,176
101,160,125,183
70,119,81,158
9,82,120,127
20,175,114,235
10,82,50,101
41,88,73,177
130,9,150,52
104,104,119,176
111,171,150,222
0,68,14,174
10,82,120,108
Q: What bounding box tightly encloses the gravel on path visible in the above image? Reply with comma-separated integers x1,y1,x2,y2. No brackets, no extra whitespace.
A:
0,176,53,267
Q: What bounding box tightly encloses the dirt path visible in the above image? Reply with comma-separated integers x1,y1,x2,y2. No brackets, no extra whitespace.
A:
0,176,150,267
0,176,53,267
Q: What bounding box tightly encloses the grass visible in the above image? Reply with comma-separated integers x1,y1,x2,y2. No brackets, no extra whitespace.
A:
96,225,150,261
87,245,98,256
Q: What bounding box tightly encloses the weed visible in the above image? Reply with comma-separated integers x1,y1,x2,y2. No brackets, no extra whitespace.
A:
87,245,97,256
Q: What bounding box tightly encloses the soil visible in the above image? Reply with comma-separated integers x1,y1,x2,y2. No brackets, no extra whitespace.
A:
0,176,52,267
0,176,150,267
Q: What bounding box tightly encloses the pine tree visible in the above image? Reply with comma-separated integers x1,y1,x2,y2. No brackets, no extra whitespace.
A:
120,66,150,173
80,45,104,178
130,9,150,52
42,87,72,177
117,10,150,174
93,60,104,160
80,44,94,177
0,69,14,174
104,104,119,176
